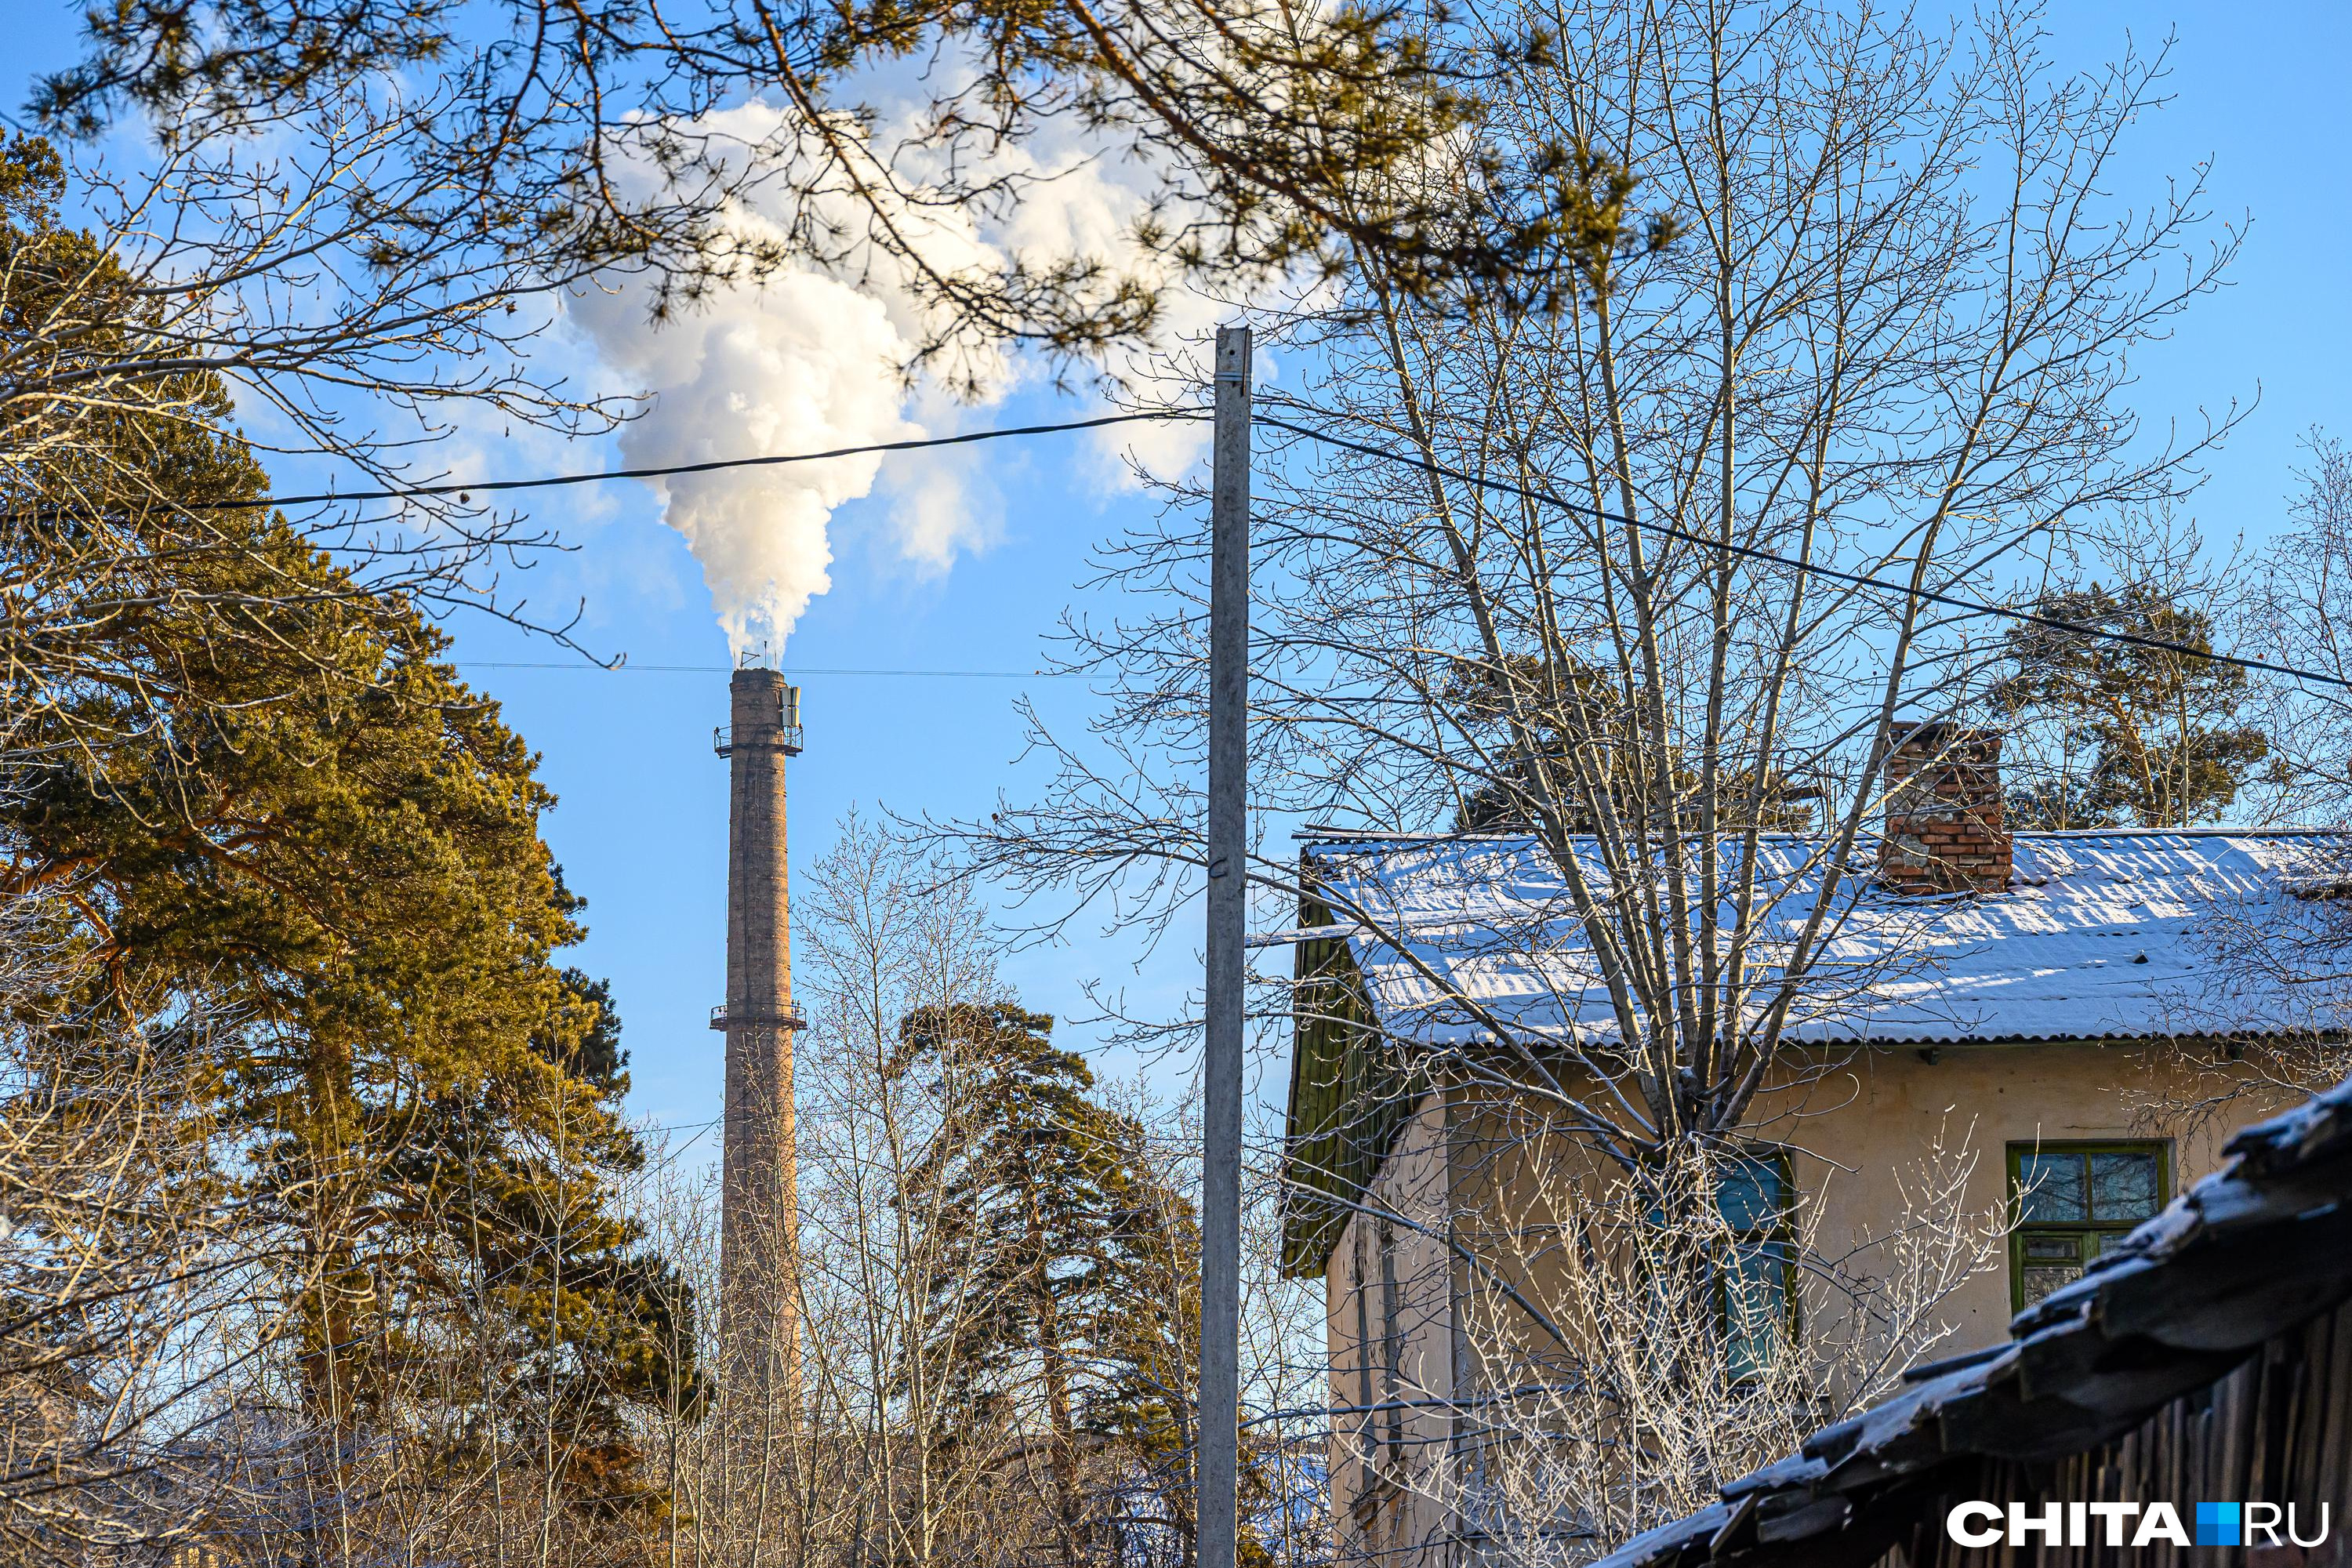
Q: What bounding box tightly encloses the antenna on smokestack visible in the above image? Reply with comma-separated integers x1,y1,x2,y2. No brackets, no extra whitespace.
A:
713,664,804,1399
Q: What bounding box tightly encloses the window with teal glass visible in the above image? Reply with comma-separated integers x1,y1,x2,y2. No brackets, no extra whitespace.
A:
2007,1142,2169,1311
1715,1150,1793,1381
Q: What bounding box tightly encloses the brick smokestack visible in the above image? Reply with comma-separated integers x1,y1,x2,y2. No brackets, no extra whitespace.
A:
1877,719,2012,895
715,666,804,1390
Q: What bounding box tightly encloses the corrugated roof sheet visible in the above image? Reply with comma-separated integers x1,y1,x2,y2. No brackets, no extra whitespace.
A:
1588,1069,2352,1568
1301,830,2352,1046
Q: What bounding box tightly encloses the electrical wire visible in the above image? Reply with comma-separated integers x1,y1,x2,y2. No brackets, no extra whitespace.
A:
459,660,1088,677
459,661,1087,677
49,391,2338,692
1254,413,2352,692
108,408,1208,514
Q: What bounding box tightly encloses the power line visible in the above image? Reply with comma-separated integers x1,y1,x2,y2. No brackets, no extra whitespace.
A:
1254,414,2352,693
460,661,1087,677
113,408,1208,514
53,390,2332,693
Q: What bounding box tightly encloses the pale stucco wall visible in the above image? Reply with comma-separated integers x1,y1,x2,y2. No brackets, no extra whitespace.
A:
1323,1091,1461,1568
1750,1042,2279,1346
1317,1042,2296,1567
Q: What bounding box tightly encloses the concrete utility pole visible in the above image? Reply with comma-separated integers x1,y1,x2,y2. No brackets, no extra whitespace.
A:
1200,323,1251,1568
715,665,806,1396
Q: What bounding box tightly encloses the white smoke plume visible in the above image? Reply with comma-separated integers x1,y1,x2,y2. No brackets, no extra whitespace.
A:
572,267,924,652
568,99,1214,655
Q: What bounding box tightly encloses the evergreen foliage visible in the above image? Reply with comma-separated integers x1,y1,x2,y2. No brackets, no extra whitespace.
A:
891,1001,1272,1565
1995,582,2274,829
0,133,695,1514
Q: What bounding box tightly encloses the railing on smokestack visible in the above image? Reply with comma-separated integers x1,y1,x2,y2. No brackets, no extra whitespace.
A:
710,1002,808,1032
713,681,804,756
713,723,804,756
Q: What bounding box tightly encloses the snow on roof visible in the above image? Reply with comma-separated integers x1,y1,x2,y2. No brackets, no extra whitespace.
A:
1299,829,2352,1047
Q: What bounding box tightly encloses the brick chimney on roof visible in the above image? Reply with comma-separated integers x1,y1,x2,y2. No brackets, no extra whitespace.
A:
1877,719,2012,895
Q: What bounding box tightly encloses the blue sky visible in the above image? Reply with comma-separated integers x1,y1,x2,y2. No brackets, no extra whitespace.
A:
11,1,2351,1159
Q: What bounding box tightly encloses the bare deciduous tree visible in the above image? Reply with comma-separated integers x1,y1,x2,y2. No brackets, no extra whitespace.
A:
960,0,2238,1552
2118,431,2352,1131
631,815,1338,1568
2244,430,2352,811
642,815,1050,1568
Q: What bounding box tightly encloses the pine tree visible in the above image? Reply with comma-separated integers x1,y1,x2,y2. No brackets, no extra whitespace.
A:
0,133,696,1521
891,1003,1276,1567
1080,1112,1207,1566
1995,582,2275,828
1447,655,1817,836
895,1003,1114,1566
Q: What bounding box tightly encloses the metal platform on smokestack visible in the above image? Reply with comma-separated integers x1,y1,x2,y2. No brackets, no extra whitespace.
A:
714,679,803,756
710,1002,808,1032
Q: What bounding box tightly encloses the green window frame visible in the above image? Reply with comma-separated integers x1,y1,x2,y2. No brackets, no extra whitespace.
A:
2006,1141,2171,1312
1715,1149,1795,1382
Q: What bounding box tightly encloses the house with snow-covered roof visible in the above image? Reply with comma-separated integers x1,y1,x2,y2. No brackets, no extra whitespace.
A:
1280,721,2352,1568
